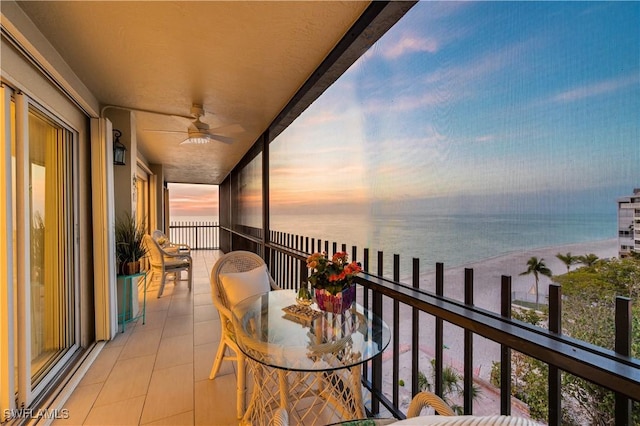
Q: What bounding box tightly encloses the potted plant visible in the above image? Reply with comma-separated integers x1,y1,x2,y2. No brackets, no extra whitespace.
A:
306,251,362,314
115,212,147,275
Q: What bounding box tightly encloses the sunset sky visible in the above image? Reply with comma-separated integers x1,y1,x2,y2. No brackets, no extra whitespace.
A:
171,2,639,218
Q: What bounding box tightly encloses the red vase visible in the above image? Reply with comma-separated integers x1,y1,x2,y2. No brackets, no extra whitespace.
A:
314,285,355,314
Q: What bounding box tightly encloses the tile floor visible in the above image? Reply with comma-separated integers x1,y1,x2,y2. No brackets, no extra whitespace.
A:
54,250,241,426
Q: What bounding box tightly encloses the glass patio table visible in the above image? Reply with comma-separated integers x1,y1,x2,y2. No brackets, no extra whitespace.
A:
232,289,390,426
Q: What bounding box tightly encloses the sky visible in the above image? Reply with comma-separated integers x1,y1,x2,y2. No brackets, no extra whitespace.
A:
172,1,639,218
168,182,218,218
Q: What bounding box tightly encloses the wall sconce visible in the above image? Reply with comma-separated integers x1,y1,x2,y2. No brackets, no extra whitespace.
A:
113,129,126,165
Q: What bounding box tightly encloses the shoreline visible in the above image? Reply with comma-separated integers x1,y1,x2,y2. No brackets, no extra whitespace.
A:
438,238,618,309
383,238,619,415
384,237,619,316
447,238,618,272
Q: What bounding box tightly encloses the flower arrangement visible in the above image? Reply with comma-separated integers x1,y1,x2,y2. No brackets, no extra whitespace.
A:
306,251,362,295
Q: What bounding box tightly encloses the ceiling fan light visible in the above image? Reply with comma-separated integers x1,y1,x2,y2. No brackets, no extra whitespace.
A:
181,130,211,145
183,136,210,144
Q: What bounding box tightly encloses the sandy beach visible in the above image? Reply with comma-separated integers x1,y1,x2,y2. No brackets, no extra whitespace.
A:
378,238,618,415
439,238,619,312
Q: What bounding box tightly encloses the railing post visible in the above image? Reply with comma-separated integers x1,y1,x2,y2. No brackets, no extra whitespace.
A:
362,247,370,384
435,262,444,398
363,248,370,310
411,258,420,397
371,250,384,415
392,254,400,409
463,268,474,414
615,296,632,426
500,275,512,415
548,284,561,426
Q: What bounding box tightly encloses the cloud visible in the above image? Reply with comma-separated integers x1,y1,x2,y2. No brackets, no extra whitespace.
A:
551,74,639,103
474,134,497,143
300,110,343,126
381,36,439,59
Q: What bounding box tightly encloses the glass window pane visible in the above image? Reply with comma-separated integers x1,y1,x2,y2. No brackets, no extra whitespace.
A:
28,109,75,385
234,153,262,235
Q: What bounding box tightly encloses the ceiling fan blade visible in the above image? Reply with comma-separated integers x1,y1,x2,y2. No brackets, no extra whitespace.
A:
209,123,244,134
144,129,186,134
208,133,235,144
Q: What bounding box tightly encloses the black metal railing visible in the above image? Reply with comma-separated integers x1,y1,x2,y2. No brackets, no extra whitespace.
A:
255,229,639,425
168,221,220,250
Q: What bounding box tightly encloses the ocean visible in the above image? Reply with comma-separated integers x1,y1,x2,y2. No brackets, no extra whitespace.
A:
172,211,617,275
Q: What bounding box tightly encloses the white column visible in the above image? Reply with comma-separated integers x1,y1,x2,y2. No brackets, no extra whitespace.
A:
90,118,118,340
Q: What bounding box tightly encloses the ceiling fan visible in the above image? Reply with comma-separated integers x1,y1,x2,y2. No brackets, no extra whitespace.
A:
147,104,243,145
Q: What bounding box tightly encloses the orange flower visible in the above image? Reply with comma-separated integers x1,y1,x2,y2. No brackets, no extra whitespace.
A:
306,251,362,294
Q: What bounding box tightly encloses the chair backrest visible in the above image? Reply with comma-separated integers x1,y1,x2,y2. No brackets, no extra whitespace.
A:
210,251,274,310
152,230,165,241
143,234,165,267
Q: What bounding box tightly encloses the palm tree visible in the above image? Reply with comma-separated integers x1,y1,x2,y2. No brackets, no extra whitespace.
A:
577,253,599,267
520,256,552,308
556,252,578,273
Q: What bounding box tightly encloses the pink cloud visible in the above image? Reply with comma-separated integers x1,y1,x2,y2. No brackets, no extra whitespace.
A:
551,74,638,103
382,36,439,59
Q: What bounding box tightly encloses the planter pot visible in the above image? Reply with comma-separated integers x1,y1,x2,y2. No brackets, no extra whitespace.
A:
120,261,140,276
314,285,355,314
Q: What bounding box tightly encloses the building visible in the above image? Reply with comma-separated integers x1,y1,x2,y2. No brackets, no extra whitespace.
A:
618,188,640,257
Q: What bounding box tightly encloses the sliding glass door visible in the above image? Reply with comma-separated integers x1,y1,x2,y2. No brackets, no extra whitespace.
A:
2,89,79,409
28,108,77,386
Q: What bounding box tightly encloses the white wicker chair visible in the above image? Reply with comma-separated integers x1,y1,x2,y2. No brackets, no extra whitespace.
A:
209,250,279,419
403,392,539,425
143,234,192,298
407,391,456,417
152,229,191,255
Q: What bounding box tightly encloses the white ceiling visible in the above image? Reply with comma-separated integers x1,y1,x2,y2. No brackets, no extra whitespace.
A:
15,1,374,185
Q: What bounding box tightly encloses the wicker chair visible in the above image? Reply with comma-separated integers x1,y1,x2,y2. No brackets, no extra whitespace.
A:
400,391,540,425
151,229,191,255
142,234,192,298
209,250,280,419
407,391,456,417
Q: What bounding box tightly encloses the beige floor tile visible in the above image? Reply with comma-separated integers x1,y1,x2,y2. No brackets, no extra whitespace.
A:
193,283,211,295
118,327,163,360
134,308,168,331
144,296,171,312
194,292,211,307
106,326,133,348
167,298,194,318
194,341,237,382
193,319,220,346
154,333,193,370
171,283,193,304
141,411,193,426
194,304,218,323
139,363,194,424
53,382,102,425
83,395,145,426
94,355,155,407
162,314,193,338
79,345,122,386
194,376,238,426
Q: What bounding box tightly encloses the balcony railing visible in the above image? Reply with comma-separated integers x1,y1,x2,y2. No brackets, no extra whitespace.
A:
226,228,639,425
168,221,220,250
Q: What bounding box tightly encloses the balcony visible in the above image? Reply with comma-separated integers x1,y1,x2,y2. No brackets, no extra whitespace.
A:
53,226,640,426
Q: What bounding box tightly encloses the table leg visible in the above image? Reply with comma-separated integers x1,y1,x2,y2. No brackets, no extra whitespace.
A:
142,273,147,325
121,276,129,333
278,369,289,410
350,364,365,419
